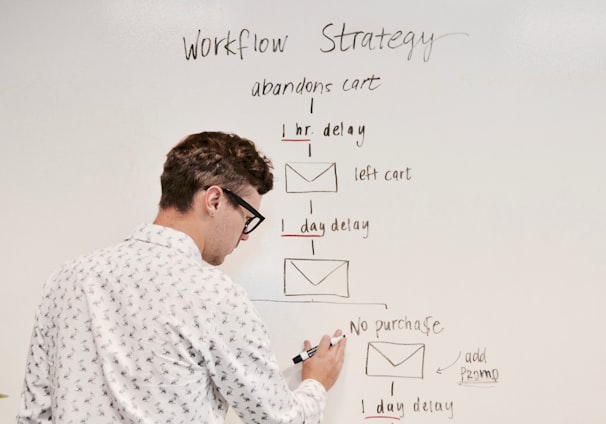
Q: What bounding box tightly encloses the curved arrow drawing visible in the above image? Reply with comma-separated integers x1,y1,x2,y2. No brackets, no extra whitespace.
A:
436,351,461,374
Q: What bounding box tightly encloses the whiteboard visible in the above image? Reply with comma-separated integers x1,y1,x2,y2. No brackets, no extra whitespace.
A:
1,1,605,423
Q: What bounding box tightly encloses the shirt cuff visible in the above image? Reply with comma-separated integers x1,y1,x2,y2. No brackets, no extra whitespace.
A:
296,378,327,415
301,378,327,397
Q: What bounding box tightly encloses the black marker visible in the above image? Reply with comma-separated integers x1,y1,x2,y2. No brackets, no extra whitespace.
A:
292,335,346,364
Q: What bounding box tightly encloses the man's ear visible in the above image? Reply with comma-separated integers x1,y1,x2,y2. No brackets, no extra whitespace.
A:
198,185,222,216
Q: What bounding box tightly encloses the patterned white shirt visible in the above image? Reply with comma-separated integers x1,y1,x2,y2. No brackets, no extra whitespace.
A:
18,224,326,424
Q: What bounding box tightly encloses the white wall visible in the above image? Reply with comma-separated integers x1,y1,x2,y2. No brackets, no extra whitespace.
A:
1,1,605,422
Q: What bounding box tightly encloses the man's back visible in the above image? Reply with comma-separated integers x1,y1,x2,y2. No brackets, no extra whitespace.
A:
19,224,319,424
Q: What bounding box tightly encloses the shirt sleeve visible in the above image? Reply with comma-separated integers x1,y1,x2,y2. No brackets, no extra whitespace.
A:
193,281,328,424
17,307,53,423
292,379,327,422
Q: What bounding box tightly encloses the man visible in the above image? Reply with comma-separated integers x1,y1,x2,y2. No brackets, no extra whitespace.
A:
18,131,346,423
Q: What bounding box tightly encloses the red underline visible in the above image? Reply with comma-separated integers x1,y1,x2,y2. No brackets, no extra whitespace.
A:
281,234,323,238
281,138,311,142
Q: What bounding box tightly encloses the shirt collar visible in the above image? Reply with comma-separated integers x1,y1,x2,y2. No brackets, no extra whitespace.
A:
127,224,203,263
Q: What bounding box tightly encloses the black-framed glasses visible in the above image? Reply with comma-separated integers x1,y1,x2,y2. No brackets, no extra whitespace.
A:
220,187,265,234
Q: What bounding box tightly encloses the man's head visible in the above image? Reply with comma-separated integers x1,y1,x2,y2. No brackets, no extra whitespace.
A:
159,131,273,211
155,131,274,265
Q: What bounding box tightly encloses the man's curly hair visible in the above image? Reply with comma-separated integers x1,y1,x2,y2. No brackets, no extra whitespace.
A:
159,131,274,212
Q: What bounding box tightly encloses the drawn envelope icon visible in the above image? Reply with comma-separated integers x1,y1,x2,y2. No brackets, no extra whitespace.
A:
285,162,338,193
366,342,425,379
284,258,349,297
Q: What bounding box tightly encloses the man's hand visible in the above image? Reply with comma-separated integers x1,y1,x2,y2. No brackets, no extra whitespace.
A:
301,329,346,391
